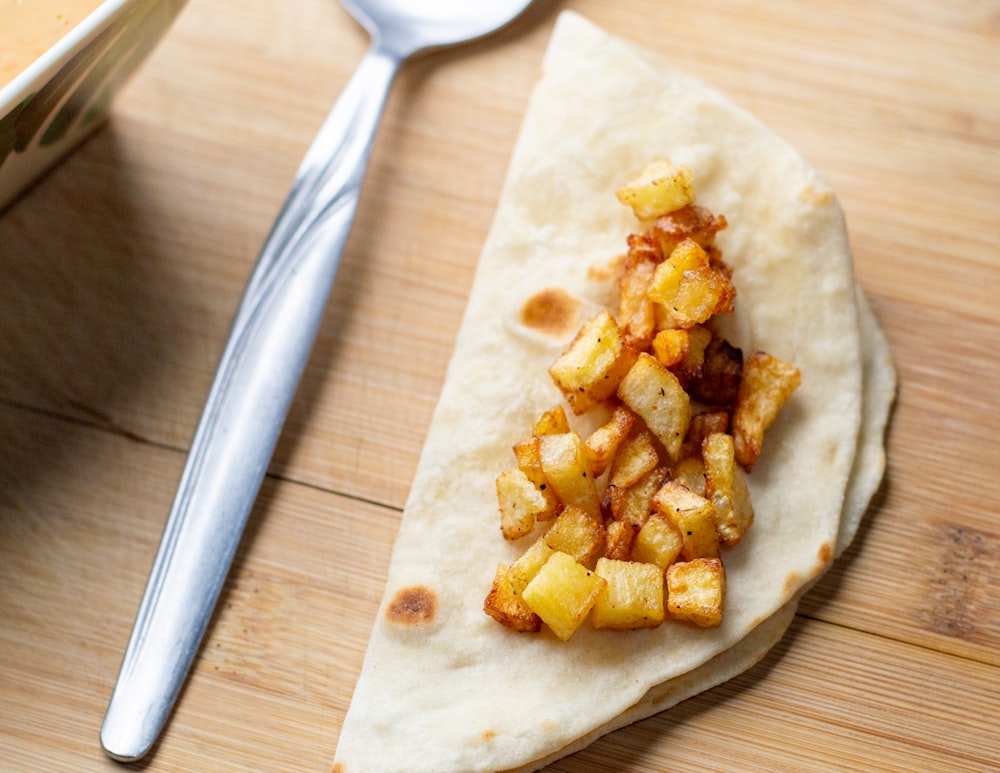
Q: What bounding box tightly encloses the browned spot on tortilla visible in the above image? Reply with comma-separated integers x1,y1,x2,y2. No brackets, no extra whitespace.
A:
799,185,834,207
331,764,346,773
386,585,437,626
519,288,581,338
817,541,833,567
918,525,994,641
481,730,496,743
783,571,802,597
587,253,627,283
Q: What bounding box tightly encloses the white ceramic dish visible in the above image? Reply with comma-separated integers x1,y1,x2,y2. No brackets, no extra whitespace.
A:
0,0,187,211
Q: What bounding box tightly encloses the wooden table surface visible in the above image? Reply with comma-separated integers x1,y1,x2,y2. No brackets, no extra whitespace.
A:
1,0,998,770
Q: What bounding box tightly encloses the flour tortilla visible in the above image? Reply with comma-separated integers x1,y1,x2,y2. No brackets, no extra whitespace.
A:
333,12,868,773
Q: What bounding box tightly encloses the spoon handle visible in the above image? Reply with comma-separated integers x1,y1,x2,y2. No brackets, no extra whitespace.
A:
101,43,401,762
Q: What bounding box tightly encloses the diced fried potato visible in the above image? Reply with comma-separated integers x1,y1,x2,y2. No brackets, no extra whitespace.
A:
617,353,692,461
591,558,665,630
671,454,706,497
631,511,683,571
538,432,601,520
496,469,548,540
688,411,731,449
549,311,638,415
607,466,669,528
603,520,636,561
652,480,720,560
647,239,736,329
732,351,802,471
666,558,726,627
648,238,708,307
543,505,606,568
584,406,636,477
675,324,712,378
522,551,607,641
532,405,571,436
651,328,688,368
615,160,695,220
647,204,728,255
702,432,754,546
513,437,561,521
689,336,743,406
483,564,542,633
618,240,659,350
608,428,660,489
507,537,555,595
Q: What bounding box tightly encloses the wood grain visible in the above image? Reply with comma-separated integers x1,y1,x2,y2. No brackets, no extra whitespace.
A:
0,0,997,770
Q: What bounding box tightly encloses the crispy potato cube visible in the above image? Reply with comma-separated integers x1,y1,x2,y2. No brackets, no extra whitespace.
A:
666,558,726,628
591,558,665,630
615,160,695,220
671,454,706,497
607,466,668,528
507,538,555,595
732,351,802,471
648,239,736,328
603,520,636,561
513,437,561,521
522,551,607,641
617,353,692,461
543,505,606,568
702,432,754,546
584,406,636,477
632,511,684,571
608,428,660,489
669,324,713,386
690,336,743,407
648,204,728,255
688,411,731,449
532,405,571,436
496,469,548,540
652,480,720,560
538,432,601,520
651,328,688,368
484,564,542,633
619,241,659,350
549,311,638,415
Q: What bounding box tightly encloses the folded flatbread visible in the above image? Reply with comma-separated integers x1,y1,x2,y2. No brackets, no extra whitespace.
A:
333,12,893,773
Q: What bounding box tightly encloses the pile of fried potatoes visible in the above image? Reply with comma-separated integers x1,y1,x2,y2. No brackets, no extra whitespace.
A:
484,161,802,641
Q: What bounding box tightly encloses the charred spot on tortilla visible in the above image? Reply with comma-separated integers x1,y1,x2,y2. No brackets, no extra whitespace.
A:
817,541,833,566
519,288,581,338
386,585,437,626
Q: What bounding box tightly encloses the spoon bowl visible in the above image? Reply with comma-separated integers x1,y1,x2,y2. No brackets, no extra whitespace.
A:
101,0,535,762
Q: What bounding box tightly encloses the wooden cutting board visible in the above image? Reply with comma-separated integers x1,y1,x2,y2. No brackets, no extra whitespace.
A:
1,0,997,771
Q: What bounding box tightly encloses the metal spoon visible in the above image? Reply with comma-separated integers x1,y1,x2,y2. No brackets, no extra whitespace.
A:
100,0,535,761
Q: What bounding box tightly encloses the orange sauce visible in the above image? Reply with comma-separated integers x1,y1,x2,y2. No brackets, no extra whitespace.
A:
1,0,107,89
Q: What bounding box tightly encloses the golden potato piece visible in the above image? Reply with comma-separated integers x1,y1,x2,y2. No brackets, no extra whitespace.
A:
543,505,606,568
648,239,736,328
651,328,688,368
496,469,548,541
549,311,638,415
522,551,606,641
631,511,683,571
507,537,555,596
484,564,542,633
513,436,561,521
617,353,692,461
538,432,601,520
618,242,659,350
615,160,695,220
647,204,728,256
592,558,665,630
608,428,660,490
603,519,636,561
702,432,754,546
687,411,731,449
584,405,636,477
732,351,802,471
607,466,669,528
666,558,726,628
652,480,720,560
671,454,706,497
532,405,571,436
